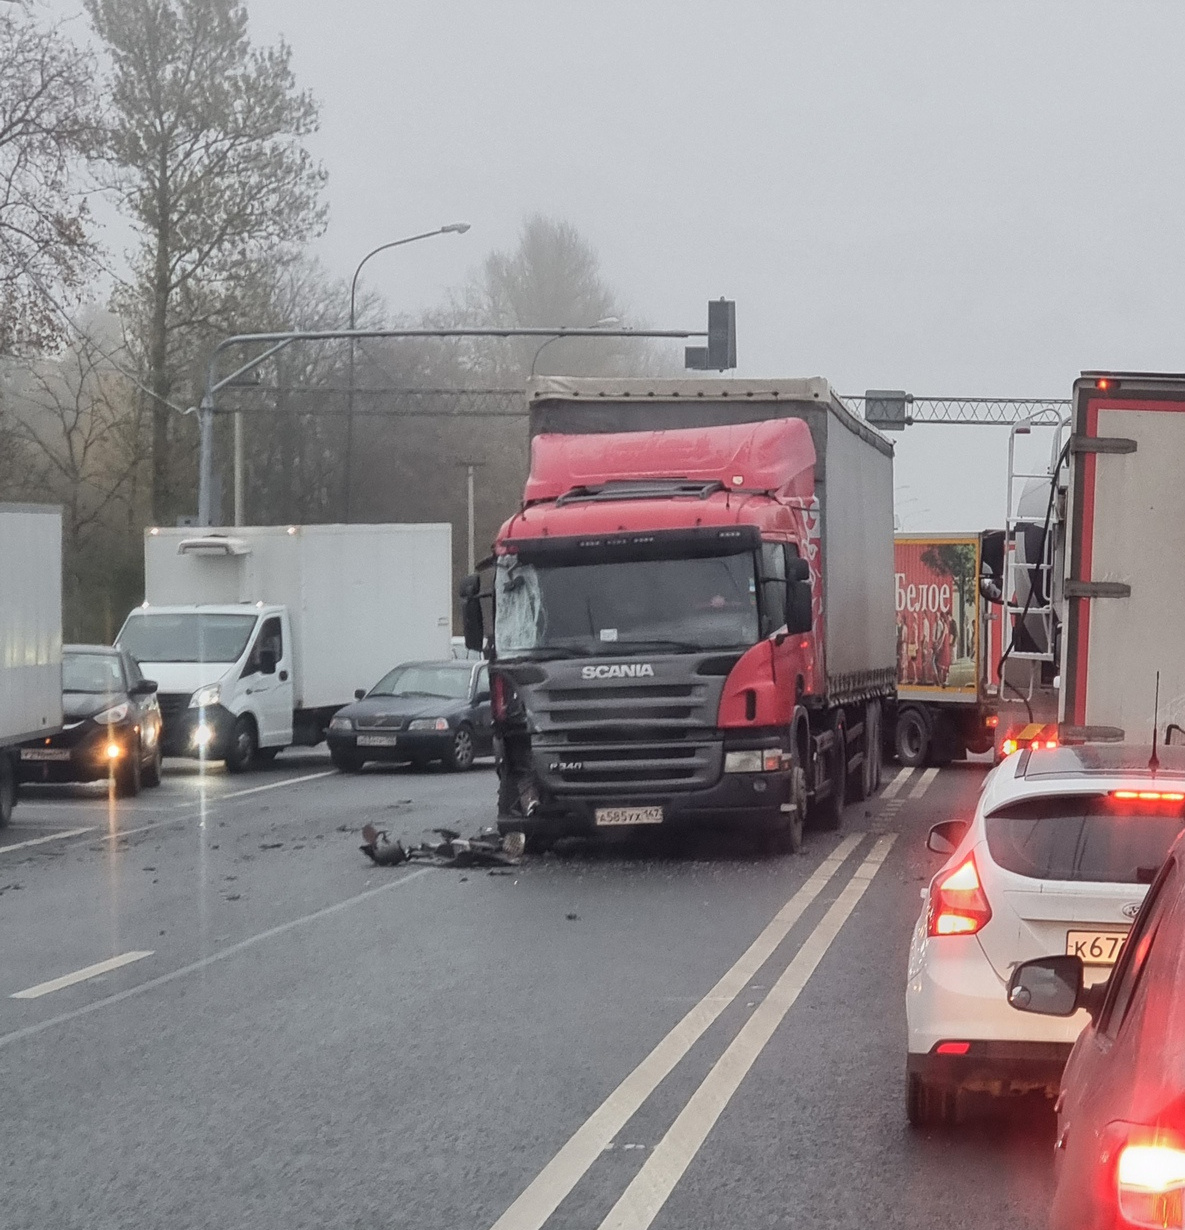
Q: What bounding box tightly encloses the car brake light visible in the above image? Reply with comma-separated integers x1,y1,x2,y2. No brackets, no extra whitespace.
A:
1117,1142,1185,1228
935,1041,971,1055
1113,790,1185,802
927,857,992,937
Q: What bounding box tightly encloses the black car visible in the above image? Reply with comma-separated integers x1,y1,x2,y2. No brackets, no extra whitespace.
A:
327,660,493,773
19,645,163,797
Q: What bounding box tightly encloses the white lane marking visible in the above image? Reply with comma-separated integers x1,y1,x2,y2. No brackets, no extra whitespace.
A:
909,766,941,799
487,835,865,1230
0,827,95,856
599,835,896,1230
12,951,154,1000
879,766,914,799
0,868,430,1051
217,770,337,800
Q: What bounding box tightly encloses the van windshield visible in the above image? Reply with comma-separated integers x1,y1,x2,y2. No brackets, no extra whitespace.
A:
985,793,1185,884
119,612,259,664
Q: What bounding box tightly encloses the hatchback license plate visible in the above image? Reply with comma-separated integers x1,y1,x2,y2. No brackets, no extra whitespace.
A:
357,734,398,747
20,748,71,762
595,806,664,826
1066,929,1129,966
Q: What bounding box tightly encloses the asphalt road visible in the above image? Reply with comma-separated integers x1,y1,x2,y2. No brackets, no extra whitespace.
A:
0,753,1056,1230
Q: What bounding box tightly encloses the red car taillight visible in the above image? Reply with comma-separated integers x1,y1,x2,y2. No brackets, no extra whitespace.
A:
1116,1138,1185,1227
926,856,992,937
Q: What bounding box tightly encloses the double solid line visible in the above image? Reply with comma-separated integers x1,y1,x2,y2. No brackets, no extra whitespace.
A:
489,831,897,1230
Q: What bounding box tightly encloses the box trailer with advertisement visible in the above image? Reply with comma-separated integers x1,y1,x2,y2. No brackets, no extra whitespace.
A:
116,523,452,770
0,504,63,824
461,377,897,852
892,533,1005,766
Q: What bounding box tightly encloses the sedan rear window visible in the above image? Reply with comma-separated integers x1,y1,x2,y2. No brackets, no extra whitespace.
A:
985,794,1185,884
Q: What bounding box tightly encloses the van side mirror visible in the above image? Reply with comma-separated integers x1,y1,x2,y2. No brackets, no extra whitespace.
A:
259,648,277,675
785,580,812,635
355,688,366,701
927,819,968,855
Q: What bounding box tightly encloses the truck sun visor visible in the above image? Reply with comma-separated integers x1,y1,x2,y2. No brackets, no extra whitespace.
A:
502,524,761,566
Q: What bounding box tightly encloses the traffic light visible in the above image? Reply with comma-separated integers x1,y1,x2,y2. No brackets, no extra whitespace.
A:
685,299,737,371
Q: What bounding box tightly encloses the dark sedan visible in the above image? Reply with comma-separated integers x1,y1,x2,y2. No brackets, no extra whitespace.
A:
326,660,493,773
19,645,163,797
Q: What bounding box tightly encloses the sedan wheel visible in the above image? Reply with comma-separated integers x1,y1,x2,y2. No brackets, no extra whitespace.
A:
446,725,475,772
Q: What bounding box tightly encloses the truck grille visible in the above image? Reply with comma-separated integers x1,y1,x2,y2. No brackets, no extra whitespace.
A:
527,671,724,795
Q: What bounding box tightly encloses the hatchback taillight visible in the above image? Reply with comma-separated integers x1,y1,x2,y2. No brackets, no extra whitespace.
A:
1117,1139,1185,1227
926,856,993,937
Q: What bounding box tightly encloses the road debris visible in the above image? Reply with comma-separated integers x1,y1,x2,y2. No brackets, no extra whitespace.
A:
359,824,526,869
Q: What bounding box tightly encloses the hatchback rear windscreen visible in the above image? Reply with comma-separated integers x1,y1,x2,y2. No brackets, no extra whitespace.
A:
985,794,1185,883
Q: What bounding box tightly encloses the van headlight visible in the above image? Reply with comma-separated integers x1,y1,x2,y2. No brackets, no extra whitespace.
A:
189,684,221,708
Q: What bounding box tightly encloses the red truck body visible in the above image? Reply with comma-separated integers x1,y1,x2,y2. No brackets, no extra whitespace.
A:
469,378,896,849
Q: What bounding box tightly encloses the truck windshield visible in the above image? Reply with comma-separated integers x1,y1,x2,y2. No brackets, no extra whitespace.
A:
118,612,259,664
495,553,759,658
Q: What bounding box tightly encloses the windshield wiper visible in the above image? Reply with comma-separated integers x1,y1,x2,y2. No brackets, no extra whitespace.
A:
499,647,578,662
610,639,715,654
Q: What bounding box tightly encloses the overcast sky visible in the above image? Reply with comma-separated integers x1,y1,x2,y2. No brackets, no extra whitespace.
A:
54,0,1185,531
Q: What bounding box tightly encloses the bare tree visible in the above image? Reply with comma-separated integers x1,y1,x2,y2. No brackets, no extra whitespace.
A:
86,0,327,523
0,0,98,354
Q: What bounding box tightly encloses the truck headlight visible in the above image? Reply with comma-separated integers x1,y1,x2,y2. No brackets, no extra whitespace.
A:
93,702,130,725
409,718,449,731
189,684,221,709
725,749,784,773
328,716,353,733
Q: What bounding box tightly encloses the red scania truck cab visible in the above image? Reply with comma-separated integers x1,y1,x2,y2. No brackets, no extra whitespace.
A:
461,378,897,851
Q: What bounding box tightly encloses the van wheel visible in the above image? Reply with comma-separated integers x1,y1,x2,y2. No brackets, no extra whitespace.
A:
0,756,15,828
224,718,257,773
907,1073,958,1129
896,707,931,768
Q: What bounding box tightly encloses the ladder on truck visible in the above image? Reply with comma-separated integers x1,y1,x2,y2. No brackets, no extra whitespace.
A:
1001,416,1071,690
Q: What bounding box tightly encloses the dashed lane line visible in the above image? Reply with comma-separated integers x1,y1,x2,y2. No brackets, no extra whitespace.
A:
12,951,154,1000
0,827,96,856
879,766,915,799
0,867,430,1051
909,766,941,799
487,834,865,1230
598,835,897,1230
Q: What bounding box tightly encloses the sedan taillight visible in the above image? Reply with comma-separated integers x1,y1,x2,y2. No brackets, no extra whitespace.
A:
926,856,992,937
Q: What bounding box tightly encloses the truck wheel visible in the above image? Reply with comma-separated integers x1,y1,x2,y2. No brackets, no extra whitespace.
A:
224,718,258,773
446,724,475,772
115,744,142,798
907,1072,957,1129
815,719,847,832
0,755,15,828
895,707,930,768
763,763,806,855
142,740,163,787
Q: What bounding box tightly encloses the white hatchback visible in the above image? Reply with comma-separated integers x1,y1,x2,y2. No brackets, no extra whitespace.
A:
905,743,1185,1127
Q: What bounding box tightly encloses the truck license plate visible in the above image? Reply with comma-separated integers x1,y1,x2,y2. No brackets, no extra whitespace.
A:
357,735,398,747
20,748,71,762
1066,929,1129,966
595,806,664,826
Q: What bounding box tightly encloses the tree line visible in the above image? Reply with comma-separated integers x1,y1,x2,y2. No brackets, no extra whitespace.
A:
0,0,662,641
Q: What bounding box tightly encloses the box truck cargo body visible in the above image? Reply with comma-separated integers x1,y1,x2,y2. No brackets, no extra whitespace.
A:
0,504,63,823
117,523,452,768
465,377,896,850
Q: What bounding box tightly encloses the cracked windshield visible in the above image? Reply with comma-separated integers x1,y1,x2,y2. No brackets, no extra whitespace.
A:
2,2,1182,1227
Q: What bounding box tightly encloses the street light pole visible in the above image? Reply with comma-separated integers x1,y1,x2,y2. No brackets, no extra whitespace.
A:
343,222,470,522
529,317,621,379
458,460,486,574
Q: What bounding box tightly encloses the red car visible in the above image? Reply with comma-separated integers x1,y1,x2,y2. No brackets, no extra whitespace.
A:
1009,827,1185,1229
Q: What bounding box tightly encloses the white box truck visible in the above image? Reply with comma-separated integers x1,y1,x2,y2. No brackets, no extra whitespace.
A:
0,504,63,824
115,523,452,770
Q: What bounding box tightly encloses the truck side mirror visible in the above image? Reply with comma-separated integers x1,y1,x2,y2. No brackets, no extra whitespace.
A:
785,580,812,635
787,557,810,583
459,573,481,600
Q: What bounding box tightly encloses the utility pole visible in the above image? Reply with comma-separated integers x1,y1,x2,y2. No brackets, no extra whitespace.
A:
458,460,486,574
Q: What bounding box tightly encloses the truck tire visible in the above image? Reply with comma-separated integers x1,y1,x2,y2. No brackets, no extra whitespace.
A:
0,755,15,828
762,760,806,855
907,1072,957,1129
895,707,930,768
224,717,258,773
814,718,847,832
858,701,882,799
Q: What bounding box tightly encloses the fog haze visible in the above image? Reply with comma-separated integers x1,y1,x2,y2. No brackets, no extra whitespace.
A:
57,0,1185,531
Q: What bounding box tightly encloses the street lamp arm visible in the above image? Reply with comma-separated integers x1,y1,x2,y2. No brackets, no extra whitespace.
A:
349,226,471,327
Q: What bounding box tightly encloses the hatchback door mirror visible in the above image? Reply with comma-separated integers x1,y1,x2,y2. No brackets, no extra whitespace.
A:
1007,956,1084,1017
927,819,968,855
131,679,158,697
